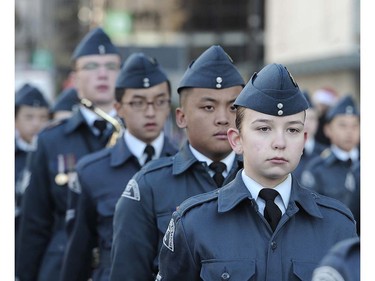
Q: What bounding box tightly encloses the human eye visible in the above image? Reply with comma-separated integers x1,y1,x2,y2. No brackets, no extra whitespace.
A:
229,104,237,112
155,98,169,107
81,62,99,70
105,62,119,71
287,127,301,134
258,126,270,132
130,100,145,109
202,104,214,112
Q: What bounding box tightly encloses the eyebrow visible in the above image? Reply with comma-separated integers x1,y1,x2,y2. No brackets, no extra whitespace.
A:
131,92,168,99
252,118,305,126
200,97,237,104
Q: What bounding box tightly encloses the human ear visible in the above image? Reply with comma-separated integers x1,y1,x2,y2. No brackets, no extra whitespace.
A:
227,128,243,154
175,107,187,129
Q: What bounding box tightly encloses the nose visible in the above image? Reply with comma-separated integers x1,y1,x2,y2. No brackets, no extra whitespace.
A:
144,103,156,116
215,107,230,126
272,131,286,150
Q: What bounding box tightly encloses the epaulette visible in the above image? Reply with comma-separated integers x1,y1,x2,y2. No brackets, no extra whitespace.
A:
140,156,175,174
76,148,110,171
42,118,68,131
177,189,220,217
320,148,332,159
314,192,355,222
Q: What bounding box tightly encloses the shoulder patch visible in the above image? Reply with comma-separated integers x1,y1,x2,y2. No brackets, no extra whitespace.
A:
163,218,175,252
320,148,332,159
312,266,344,281
122,179,140,201
68,172,81,194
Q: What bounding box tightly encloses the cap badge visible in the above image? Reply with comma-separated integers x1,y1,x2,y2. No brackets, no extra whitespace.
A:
345,106,354,114
98,45,106,55
277,104,284,116
143,78,150,88
216,77,223,89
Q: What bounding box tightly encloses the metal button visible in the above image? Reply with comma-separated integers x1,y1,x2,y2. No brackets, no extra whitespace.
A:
221,272,230,280
271,241,277,250
278,110,283,115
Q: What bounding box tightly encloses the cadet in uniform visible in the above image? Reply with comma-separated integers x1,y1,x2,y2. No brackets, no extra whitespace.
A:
293,92,327,182
50,87,80,120
312,237,360,281
15,83,50,264
156,63,357,281
301,95,360,207
59,52,178,281
16,27,121,281
110,45,245,281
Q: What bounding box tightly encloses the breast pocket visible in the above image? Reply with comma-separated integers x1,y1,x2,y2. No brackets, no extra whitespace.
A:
291,260,318,281
200,259,255,281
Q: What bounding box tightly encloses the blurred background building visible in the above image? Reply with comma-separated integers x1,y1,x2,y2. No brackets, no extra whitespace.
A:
15,0,360,105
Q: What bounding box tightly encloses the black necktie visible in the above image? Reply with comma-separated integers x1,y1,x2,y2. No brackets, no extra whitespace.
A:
93,120,107,138
259,188,281,231
144,145,155,164
209,162,226,187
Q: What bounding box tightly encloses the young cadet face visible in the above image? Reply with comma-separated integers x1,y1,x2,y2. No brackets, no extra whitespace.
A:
15,105,50,143
115,81,171,143
176,86,242,162
73,54,121,108
324,115,360,152
228,108,307,187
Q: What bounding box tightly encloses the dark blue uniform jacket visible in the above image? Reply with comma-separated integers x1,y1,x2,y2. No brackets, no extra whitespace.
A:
157,170,357,281
110,143,243,281
60,136,177,281
16,111,111,281
301,148,358,206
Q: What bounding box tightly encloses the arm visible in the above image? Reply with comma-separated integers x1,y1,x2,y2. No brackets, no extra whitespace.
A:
16,139,54,280
156,213,201,281
60,177,96,281
110,176,159,281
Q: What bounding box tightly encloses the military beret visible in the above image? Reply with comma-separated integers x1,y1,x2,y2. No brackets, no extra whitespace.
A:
325,95,359,122
71,27,120,60
51,88,80,113
234,63,309,116
116,52,169,89
15,83,49,108
177,45,245,93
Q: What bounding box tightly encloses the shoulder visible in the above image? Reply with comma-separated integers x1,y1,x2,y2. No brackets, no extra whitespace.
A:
313,191,355,221
135,156,175,177
76,147,111,171
39,118,68,136
176,189,220,217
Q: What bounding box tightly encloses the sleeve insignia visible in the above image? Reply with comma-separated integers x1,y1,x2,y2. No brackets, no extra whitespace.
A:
122,179,140,201
163,218,175,252
68,172,81,194
312,265,345,281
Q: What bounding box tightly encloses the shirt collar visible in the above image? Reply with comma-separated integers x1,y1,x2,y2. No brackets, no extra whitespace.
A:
331,145,359,162
241,170,291,214
304,138,315,155
124,129,164,164
189,144,235,177
79,105,117,126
